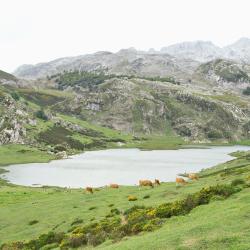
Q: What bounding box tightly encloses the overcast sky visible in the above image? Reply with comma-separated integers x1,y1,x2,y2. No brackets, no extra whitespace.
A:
1,0,250,72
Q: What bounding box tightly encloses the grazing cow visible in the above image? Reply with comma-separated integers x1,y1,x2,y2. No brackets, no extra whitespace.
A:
176,177,186,185
139,180,154,188
86,187,93,194
154,179,160,185
188,173,199,180
110,184,119,189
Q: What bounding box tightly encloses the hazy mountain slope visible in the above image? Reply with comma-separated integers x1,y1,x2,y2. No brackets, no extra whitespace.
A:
224,37,250,63
14,38,250,81
161,41,222,62
161,38,250,63
13,49,199,80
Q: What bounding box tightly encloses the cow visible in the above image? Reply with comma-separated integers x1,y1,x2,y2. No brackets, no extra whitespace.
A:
176,177,186,185
154,179,161,185
139,180,154,188
110,184,119,189
188,173,199,180
86,187,93,194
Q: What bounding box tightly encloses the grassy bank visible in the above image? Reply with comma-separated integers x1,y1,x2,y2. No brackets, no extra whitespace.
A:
0,151,250,249
0,144,55,167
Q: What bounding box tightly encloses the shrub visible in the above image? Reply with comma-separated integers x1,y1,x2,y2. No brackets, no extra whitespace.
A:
35,110,48,121
243,87,250,95
60,233,87,248
231,178,245,186
110,208,120,215
155,203,172,218
106,208,120,218
124,205,145,216
128,195,137,201
89,206,97,210
207,130,223,139
1,242,24,250
143,194,150,199
40,243,59,250
28,220,39,225
54,144,67,152
11,92,20,101
25,231,65,249
71,218,83,226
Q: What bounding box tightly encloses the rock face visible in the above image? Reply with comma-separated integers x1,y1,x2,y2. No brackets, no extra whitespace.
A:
0,96,27,145
195,59,250,90
161,41,222,62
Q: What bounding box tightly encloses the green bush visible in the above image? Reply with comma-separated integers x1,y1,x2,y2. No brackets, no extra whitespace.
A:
25,231,65,249
207,130,223,139
71,218,83,226
28,220,39,225
11,92,20,101
40,243,59,250
35,110,48,121
243,87,250,95
60,233,87,248
128,195,137,201
231,178,245,186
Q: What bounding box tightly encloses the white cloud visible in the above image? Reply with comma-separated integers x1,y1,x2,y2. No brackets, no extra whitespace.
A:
1,0,250,72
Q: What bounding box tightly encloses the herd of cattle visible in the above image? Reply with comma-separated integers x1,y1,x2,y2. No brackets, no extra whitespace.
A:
85,173,199,194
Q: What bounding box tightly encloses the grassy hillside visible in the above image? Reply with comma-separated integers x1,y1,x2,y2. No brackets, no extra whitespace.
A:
1,151,250,249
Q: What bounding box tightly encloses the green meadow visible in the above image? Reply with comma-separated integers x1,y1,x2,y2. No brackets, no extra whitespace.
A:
0,150,250,249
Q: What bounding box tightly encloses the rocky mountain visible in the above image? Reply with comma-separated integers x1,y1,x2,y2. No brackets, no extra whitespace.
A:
223,38,250,63
161,41,222,62
1,65,250,148
50,74,250,142
13,38,250,80
14,49,198,80
194,59,250,90
161,38,250,63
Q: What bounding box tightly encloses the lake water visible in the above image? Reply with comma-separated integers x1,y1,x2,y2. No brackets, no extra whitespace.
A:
1,146,250,188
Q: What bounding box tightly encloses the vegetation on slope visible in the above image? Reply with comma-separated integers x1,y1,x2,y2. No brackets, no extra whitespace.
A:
197,59,250,83
49,71,178,91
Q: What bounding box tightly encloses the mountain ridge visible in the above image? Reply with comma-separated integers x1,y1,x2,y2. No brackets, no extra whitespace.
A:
13,38,250,80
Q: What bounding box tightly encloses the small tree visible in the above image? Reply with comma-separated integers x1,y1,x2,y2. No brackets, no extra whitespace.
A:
35,110,48,121
11,92,20,101
243,87,250,95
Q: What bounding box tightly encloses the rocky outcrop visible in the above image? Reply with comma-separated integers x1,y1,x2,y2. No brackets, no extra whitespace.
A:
0,95,28,145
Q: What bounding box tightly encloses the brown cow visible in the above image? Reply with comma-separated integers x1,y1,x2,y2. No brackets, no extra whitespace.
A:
176,177,186,185
139,180,154,188
110,183,119,189
154,179,160,185
188,173,199,180
86,187,93,194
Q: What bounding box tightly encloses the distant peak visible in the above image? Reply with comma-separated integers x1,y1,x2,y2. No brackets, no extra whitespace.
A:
229,37,250,47
117,47,137,54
